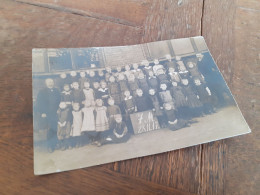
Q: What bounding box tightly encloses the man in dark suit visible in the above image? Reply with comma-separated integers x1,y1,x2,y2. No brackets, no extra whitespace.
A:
36,78,61,152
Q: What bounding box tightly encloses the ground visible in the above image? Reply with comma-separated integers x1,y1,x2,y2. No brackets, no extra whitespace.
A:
34,106,250,175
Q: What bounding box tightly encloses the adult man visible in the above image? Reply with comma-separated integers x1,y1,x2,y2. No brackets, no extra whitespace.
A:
36,78,61,152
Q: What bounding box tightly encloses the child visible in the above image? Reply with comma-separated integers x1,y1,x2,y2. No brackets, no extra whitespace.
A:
97,80,109,105
98,70,105,80
82,81,95,102
105,67,112,82
156,66,170,86
148,88,165,128
92,81,100,99
168,65,181,83
71,102,83,147
170,81,187,110
163,103,184,131
123,90,136,114
164,54,176,68
124,64,132,79
61,84,73,108
137,72,149,95
127,73,139,96
147,71,159,90
57,102,71,150
70,71,78,84
108,76,121,105
132,63,143,77
135,89,151,112
95,99,109,146
186,61,205,82
193,78,213,114
107,114,130,144
88,70,97,84
81,100,96,144
181,78,202,117
159,83,175,109
71,82,84,105
114,66,123,78
122,90,136,133
79,71,88,90
142,60,152,76
57,73,68,91
107,97,121,126
118,73,129,98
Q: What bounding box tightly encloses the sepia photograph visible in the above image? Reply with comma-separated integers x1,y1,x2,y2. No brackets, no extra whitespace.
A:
32,36,250,175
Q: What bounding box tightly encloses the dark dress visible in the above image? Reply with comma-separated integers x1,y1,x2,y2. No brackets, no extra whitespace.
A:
96,88,109,105
57,108,71,140
61,90,72,101
170,86,187,108
135,95,151,112
110,121,130,143
147,76,159,90
78,77,88,90
71,89,84,104
182,85,202,108
157,73,171,86
149,94,163,116
138,77,150,94
108,82,121,105
142,66,153,76
123,96,136,114
128,80,139,96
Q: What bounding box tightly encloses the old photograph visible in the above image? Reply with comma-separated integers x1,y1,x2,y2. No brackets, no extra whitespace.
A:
32,36,250,175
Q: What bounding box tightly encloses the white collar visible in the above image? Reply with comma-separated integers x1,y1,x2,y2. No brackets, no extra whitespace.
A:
98,88,108,92
62,91,71,95
124,96,133,100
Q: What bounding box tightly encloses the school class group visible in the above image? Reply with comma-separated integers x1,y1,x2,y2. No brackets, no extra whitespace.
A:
35,53,216,151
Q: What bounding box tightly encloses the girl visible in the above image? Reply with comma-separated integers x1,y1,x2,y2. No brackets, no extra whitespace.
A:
142,60,152,76
137,72,149,95
61,84,72,108
186,60,205,82
159,83,175,109
117,73,129,99
71,102,83,147
148,88,165,128
107,97,122,126
147,71,159,90
135,89,151,112
132,63,143,77
193,78,214,114
127,73,139,97
82,81,95,102
95,99,109,146
97,80,109,106
108,76,121,105
79,71,88,90
70,71,78,85
163,103,185,131
122,90,136,133
71,82,84,106
92,81,100,100
168,65,181,83
181,78,202,118
108,114,130,144
124,64,132,80
57,73,68,91
57,102,71,150
81,100,96,144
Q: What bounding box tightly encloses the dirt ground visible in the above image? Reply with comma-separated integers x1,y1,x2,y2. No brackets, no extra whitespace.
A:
34,106,250,175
